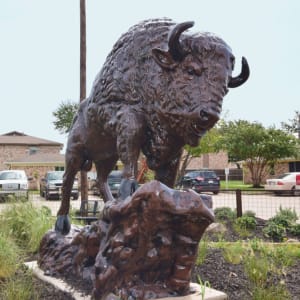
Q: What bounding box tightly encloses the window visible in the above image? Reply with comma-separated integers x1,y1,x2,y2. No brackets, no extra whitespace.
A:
55,166,64,171
289,161,300,172
29,147,39,155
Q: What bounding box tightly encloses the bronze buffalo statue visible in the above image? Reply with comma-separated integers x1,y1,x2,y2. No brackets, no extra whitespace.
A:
56,18,249,234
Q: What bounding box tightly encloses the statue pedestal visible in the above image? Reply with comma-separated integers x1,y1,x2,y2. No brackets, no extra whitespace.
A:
25,261,228,300
38,182,217,299
160,283,228,300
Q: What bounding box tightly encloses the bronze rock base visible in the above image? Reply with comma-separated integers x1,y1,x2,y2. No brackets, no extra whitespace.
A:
39,181,214,299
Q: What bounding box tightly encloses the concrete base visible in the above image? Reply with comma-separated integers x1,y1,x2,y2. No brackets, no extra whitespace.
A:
159,283,228,300
25,261,90,300
25,261,228,300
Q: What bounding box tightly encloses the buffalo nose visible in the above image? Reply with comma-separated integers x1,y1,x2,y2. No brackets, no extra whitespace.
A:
199,109,219,128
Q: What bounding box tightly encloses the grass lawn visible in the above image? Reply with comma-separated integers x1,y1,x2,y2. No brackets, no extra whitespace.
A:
220,180,261,190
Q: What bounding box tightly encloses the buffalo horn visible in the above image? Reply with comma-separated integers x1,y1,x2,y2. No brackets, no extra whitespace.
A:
168,21,194,61
228,57,250,88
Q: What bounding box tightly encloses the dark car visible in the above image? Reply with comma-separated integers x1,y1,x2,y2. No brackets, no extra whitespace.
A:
90,170,123,197
40,171,79,200
177,170,220,194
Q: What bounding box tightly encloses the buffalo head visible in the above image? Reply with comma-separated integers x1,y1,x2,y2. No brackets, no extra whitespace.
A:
151,21,249,146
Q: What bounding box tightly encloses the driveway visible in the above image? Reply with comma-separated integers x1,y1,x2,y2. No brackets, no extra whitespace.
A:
0,191,299,221
0,193,104,217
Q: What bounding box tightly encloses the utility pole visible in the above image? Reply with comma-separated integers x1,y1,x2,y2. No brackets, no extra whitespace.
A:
298,114,300,140
80,0,88,202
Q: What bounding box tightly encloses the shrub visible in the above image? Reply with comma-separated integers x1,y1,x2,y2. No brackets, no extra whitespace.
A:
270,207,298,228
235,215,256,230
263,207,299,242
289,223,300,236
270,214,292,229
263,222,286,242
214,207,236,222
276,206,298,222
243,210,256,218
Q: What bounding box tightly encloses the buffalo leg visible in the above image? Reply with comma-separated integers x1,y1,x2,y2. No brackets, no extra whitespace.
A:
95,157,118,203
117,111,144,200
55,153,83,235
154,151,182,188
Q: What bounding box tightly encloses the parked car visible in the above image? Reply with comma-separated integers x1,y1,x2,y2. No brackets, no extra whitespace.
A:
108,170,123,196
177,169,220,194
90,170,123,197
87,171,97,191
264,172,300,195
0,170,29,193
296,174,300,193
40,171,79,200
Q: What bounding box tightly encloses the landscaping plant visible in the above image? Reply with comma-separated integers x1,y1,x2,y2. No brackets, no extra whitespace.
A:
0,233,20,279
0,269,38,300
214,207,236,222
263,207,298,242
0,201,53,253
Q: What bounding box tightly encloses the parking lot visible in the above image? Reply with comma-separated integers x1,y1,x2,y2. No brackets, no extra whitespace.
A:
0,193,103,216
0,190,299,222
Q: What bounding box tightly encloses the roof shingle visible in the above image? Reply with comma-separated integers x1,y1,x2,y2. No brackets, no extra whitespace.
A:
0,131,63,147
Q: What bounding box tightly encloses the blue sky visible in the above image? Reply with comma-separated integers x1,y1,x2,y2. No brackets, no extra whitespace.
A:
1,0,299,151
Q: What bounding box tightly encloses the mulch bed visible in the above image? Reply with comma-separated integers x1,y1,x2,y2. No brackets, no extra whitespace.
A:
31,217,300,299
33,276,75,300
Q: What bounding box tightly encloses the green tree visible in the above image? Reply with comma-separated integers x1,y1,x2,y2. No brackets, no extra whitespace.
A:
217,120,299,187
52,100,79,134
177,127,221,181
281,110,300,138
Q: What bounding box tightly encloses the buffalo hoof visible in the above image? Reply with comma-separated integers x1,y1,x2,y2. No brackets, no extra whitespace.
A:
118,178,139,200
55,215,71,235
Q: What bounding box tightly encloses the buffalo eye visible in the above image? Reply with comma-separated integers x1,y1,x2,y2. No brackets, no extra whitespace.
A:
187,67,195,75
186,65,202,77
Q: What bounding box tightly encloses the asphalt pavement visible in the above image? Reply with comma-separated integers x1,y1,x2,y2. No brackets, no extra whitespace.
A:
0,191,299,222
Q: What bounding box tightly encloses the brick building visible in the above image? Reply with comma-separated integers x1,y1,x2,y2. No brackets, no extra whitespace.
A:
186,151,236,170
0,131,64,189
243,158,300,184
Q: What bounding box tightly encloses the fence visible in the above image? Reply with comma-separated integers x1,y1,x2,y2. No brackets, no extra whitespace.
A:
1,189,300,223
213,189,300,221
0,190,29,203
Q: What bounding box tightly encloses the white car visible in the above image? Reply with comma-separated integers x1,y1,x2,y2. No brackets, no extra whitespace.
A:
264,172,300,195
0,170,29,200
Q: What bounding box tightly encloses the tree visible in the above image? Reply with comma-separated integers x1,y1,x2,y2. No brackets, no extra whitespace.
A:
177,127,221,181
216,120,299,188
281,111,300,138
53,101,79,134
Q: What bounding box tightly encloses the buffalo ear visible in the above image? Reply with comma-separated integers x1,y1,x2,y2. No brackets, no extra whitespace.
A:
152,48,178,70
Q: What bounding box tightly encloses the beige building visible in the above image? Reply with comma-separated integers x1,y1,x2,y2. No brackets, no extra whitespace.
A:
181,150,242,181
186,151,236,170
0,131,64,189
243,158,300,184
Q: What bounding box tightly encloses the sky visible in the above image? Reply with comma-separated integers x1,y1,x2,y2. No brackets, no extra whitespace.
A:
1,0,299,152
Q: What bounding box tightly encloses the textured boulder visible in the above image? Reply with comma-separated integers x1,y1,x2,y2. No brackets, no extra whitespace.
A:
39,181,214,299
